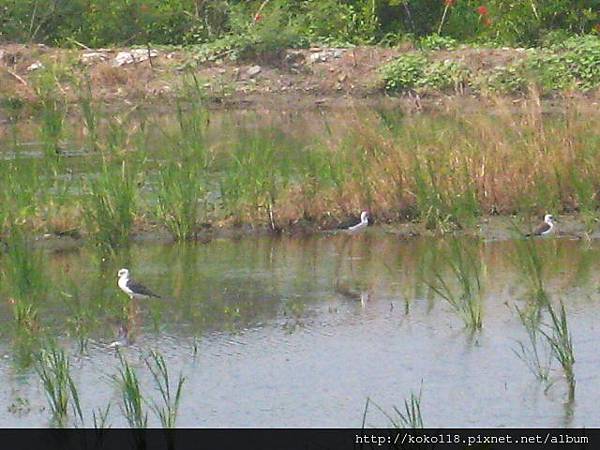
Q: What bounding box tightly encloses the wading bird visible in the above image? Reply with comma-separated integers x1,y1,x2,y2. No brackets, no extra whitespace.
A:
117,268,162,300
345,211,370,232
527,214,555,237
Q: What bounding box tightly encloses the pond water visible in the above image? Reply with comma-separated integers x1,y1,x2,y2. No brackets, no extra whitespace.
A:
1,231,599,427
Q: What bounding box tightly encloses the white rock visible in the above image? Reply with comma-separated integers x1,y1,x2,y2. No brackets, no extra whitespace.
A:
309,53,326,64
27,61,44,71
81,52,107,64
113,49,158,67
247,65,262,77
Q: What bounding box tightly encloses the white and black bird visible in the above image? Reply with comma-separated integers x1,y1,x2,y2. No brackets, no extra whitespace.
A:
527,214,555,237
117,268,162,300
344,211,370,232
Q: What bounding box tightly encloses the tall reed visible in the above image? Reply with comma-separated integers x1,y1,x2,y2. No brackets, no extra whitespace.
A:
33,68,66,159
541,300,575,397
513,306,551,382
83,160,137,252
2,225,45,331
422,239,483,329
221,130,289,228
366,385,424,429
146,350,185,428
77,76,99,152
115,352,147,428
512,229,548,306
156,161,202,241
36,344,83,426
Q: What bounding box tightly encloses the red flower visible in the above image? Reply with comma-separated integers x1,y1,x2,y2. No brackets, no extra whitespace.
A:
476,5,488,15
254,13,263,22
444,0,456,6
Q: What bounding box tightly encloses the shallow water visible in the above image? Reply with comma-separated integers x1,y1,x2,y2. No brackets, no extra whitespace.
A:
1,231,599,427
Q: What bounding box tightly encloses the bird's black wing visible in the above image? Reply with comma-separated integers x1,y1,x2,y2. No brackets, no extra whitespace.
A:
337,215,360,230
128,279,161,298
533,222,551,236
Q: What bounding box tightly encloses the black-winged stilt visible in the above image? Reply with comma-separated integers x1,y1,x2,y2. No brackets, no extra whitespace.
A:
527,214,555,237
117,268,162,300
346,211,370,232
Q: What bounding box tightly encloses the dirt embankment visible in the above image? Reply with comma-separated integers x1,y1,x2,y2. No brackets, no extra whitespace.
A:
3,42,598,115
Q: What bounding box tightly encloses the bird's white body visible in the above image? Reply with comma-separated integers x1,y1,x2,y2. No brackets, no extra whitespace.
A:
538,214,555,236
348,211,369,232
542,214,554,236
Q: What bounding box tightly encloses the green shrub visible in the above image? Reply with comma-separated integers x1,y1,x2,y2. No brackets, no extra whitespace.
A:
380,53,469,93
419,34,458,50
559,35,600,91
380,53,427,91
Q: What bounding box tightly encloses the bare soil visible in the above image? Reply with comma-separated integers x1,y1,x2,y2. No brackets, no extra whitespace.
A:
2,43,598,116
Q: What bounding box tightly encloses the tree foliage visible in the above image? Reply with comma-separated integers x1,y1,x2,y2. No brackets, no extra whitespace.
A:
0,0,598,47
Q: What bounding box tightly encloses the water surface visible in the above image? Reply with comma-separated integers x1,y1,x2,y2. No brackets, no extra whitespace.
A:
1,232,599,427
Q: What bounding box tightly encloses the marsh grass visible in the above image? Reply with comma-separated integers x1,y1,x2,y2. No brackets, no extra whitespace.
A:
2,226,45,331
92,403,111,429
61,283,97,353
156,161,203,241
76,76,99,152
511,226,548,306
115,352,147,428
33,68,68,159
36,344,83,426
4,95,600,236
513,306,552,382
83,160,137,252
366,385,424,429
422,239,483,329
511,231,575,395
221,130,290,228
541,300,575,396
146,350,185,428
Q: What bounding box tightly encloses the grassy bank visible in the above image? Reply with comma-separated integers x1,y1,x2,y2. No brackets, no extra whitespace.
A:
1,87,600,249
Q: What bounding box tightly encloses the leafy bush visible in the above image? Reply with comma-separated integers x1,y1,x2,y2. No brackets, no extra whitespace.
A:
419,34,458,50
380,53,469,93
382,35,600,95
558,35,600,91
380,53,427,91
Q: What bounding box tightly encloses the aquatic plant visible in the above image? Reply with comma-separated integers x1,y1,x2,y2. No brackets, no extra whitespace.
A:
83,160,137,252
221,130,290,228
511,228,548,306
3,92,600,237
36,344,83,426
2,226,45,330
92,403,111,429
513,306,552,382
115,352,147,428
156,161,202,241
366,385,424,429
423,239,483,330
146,350,186,428
76,76,99,152
541,300,575,397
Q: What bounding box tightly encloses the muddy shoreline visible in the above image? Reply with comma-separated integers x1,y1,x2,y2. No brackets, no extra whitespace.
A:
18,214,596,254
